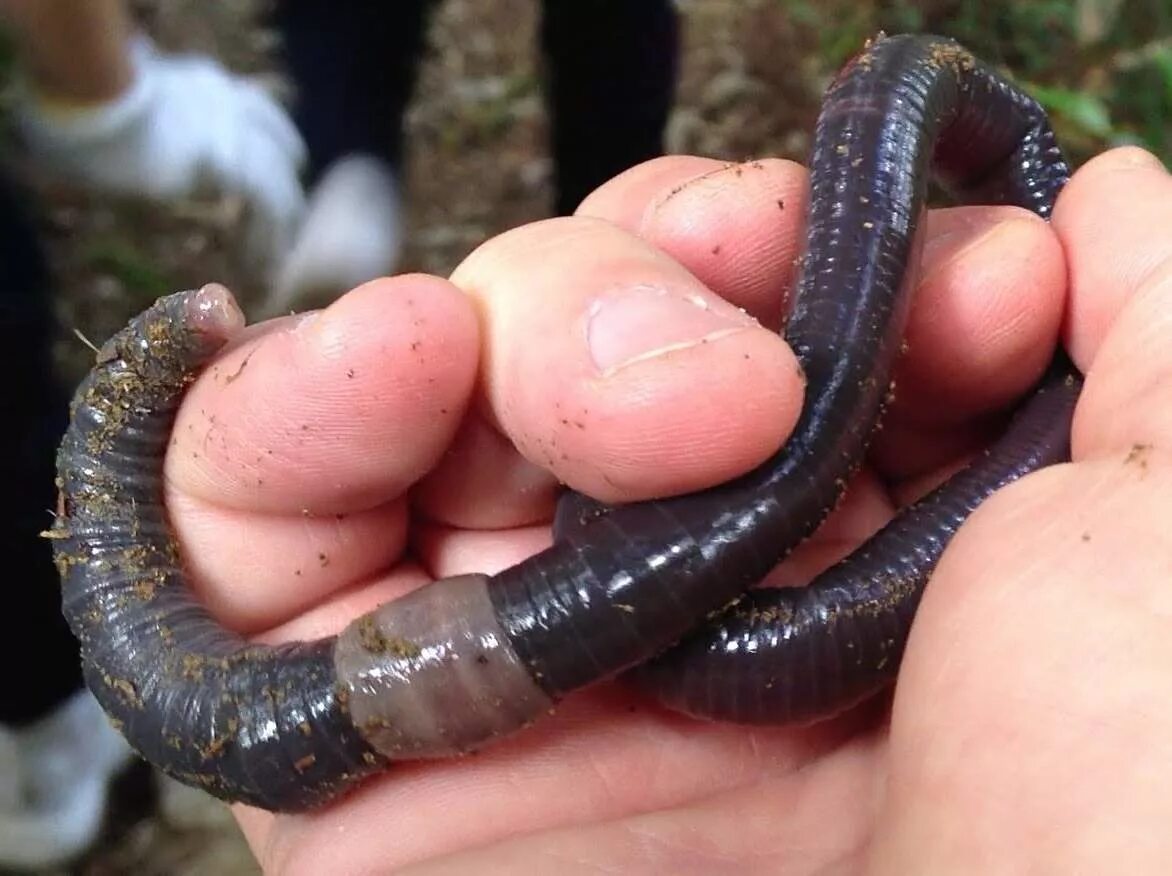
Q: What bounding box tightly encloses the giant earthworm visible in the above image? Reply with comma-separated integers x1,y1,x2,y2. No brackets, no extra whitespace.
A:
51,33,1079,811
631,356,1079,724
614,33,1083,722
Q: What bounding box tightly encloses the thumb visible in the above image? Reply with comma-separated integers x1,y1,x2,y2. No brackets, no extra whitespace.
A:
872,148,1172,873
447,215,803,504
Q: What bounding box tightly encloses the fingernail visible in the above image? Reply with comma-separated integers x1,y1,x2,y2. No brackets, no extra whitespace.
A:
586,285,758,375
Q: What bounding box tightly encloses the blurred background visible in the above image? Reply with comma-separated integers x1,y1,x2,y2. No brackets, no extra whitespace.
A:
0,0,1168,873
11,0,1169,388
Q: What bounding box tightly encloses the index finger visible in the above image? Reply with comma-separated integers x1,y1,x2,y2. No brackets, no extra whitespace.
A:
161,275,479,630
167,275,479,514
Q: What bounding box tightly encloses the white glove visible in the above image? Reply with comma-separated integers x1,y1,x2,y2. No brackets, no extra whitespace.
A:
262,153,404,318
0,691,132,869
16,34,307,276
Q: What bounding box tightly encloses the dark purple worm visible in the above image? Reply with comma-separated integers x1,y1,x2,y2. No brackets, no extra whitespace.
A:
51,33,1075,812
631,357,1080,724
566,34,1081,723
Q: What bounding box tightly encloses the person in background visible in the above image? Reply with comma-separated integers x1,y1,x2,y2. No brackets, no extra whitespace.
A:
265,0,680,314
0,2,680,865
0,1,306,867
9,1,308,276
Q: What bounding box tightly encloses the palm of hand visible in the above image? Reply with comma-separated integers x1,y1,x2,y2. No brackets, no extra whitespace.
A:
159,151,1170,873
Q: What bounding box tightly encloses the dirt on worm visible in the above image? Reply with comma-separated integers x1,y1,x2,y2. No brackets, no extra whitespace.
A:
21,1,988,873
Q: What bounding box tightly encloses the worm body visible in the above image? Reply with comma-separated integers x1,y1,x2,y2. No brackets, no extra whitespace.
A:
622,33,1081,723
52,33,1081,811
632,359,1080,723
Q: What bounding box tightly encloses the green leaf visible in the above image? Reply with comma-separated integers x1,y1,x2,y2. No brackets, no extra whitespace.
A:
1028,83,1116,138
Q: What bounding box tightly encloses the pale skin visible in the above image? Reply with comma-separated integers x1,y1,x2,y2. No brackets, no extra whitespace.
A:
0,0,133,104
150,146,1172,874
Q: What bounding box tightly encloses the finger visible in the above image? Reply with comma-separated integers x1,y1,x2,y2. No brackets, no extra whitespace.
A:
870,208,1064,480
872,458,1172,872
1052,147,1172,368
411,414,558,530
419,159,808,526
168,274,478,514
164,276,477,629
576,155,734,231
890,207,1064,426
1047,148,1172,462
171,491,407,633
449,216,803,503
1072,259,1172,463
579,157,810,329
251,563,431,646
584,159,1064,460
414,522,552,581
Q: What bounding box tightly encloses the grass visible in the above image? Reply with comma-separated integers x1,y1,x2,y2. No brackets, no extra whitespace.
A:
777,0,1172,164
81,238,173,299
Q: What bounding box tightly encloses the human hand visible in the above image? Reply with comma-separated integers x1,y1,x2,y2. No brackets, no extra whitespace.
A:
158,148,1167,873
16,34,306,276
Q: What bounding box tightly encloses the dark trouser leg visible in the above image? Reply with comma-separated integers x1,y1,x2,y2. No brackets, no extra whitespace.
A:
540,0,680,215
272,0,437,181
0,175,79,726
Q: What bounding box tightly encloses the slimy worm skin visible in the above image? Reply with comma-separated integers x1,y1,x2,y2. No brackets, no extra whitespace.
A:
51,288,386,809
632,358,1080,723
51,289,553,809
51,33,1080,812
618,33,1080,722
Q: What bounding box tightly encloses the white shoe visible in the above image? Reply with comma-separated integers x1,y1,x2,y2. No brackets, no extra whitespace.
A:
0,690,134,870
262,152,404,318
